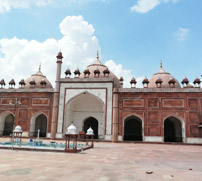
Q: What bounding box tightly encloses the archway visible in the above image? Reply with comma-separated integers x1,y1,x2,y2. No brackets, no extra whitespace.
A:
164,116,182,142
3,114,14,136
34,114,47,137
83,117,98,139
124,116,142,141
65,92,104,138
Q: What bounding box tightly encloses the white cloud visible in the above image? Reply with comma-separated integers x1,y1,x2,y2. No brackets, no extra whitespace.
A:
0,15,100,87
0,0,53,13
130,0,179,13
175,27,190,42
105,60,144,88
0,15,136,89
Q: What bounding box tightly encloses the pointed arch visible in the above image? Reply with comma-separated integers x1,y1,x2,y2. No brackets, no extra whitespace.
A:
123,114,144,141
66,91,104,107
83,116,99,139
163,114,185,142
0,111,14,136
64,91,105,139
30,112,48,137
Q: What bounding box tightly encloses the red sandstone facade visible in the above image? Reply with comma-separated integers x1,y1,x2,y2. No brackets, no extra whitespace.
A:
0,90,54,137
0,52,202,144
117,90,202,142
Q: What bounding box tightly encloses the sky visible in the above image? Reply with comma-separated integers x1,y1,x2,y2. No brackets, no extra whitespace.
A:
0,0,202,88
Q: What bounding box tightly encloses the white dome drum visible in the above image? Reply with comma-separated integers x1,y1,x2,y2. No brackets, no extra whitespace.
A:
86,127,94,135
66,123,77,135
14,125,22,133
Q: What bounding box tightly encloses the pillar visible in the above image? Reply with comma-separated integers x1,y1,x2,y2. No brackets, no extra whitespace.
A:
112,88,119,142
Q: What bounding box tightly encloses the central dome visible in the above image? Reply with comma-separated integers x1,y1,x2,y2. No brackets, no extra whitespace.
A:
148,64,181,88
80,53,121,88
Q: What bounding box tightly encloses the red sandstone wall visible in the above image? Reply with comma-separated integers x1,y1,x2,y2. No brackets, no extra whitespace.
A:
0,91,54,133
118,92,202,138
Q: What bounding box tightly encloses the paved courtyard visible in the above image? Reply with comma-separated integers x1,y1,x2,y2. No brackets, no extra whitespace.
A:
0,138,202,181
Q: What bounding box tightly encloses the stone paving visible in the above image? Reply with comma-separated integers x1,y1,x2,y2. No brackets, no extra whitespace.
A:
0,138,202,181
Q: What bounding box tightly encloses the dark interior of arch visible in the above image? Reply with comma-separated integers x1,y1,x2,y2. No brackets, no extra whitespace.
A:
164,117,182,142
3,114,14,136
83,117,98,139
124,116,142,141
34,114,47,137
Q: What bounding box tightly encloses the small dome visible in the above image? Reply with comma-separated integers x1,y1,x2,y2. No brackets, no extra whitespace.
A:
40,79,47,86
130,77,137,84
25,69,52,89
168,77,176,84
66,123,77,135
74,68,81,75
181,77,189,84
29,78,36,86
86,127,94,135
19,79,26,86
80,53,121,88
148,65,181,88
57,51,63,60
94,67,100,75
142,77,149,84
83,68,90,75
103,68,110,75
65,68,71,76
193,77,201,84
155,77,163,84
0,79,6,86
14,125,22,133
119,77,124,82
9,79,15,86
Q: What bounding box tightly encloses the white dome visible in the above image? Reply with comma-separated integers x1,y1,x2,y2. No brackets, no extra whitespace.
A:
66,123,77,134
14,125,22,133
86,127,94,135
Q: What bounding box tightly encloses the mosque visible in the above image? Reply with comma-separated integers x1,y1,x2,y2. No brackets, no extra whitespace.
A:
0,52,201,144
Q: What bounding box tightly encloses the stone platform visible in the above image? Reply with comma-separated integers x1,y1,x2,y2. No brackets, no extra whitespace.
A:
0,138,201,181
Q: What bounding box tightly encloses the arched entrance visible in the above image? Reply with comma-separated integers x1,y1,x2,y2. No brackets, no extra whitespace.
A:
124,116,142,141
164,116,182,142
83,117,98,139
34,114,47,137
65,92,104,139
3,114,14,136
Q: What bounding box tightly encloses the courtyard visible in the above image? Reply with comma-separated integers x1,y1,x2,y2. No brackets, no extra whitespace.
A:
0,138,201,181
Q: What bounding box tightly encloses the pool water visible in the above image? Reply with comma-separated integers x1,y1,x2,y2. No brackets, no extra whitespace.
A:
0,141,85,150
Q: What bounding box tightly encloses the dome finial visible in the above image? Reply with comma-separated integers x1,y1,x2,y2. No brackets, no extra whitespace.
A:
97,50,99,60
160,60,163,68
39,63,41,71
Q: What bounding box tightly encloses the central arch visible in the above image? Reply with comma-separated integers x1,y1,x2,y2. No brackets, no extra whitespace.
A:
164,116,182,142
124,116,143,141
65,92,104,139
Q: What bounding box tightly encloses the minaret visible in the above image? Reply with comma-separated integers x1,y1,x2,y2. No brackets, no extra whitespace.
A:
51,51,63,139
55,51,63,91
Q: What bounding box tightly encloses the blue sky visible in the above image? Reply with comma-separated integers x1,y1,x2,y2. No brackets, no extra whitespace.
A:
0,0,201,87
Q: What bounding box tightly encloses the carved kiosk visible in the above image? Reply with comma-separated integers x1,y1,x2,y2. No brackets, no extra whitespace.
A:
65,123,78,153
